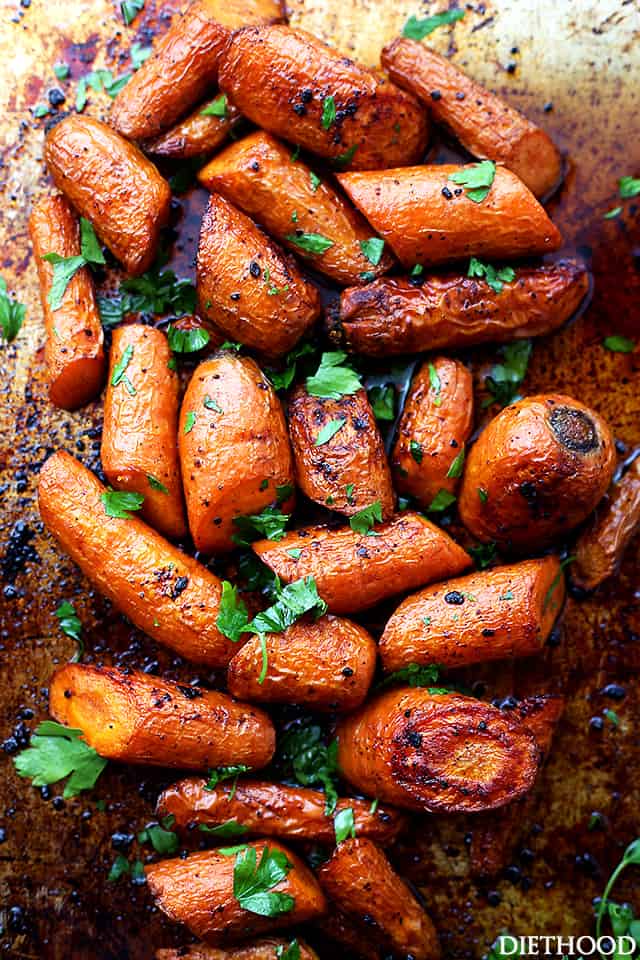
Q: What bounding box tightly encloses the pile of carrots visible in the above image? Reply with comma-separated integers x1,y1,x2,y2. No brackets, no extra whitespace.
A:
24,0,640,956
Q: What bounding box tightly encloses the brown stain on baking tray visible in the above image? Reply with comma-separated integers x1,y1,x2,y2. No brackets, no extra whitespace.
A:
0,0,639,957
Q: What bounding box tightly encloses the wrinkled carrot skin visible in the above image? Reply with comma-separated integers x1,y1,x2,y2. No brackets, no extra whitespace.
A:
38,451,237,666
459,394,616,551
315,911,383,960
179,354,295,554
226,615,377,711
392,357,474,509
318,838,440,960
101,325,187,540
44,117,170,276
337,164,562,268
157,778,407,845
28,195,105,410
252,512,471,614
337,688,540,812
470,695,564,877
145,841,327,943
111,0,284,142
50,664,275,770
197,194,320,359
218,25,428,171
198,131,395,285
287,385,395,518
156,940,319,960
379,557,564,673
572,459,640,592
145,98,242,159
381,38,562,199
336,259,589,356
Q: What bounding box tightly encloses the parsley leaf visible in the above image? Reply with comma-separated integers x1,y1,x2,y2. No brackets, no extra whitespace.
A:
315,417,346,446
43,218,104,310
377,662,445,692
427,489,457,512
205,765,251,793
111,343,136,395
199,820,249,840
428,362,442,405
468,541,497,570
101,489,144,519
201,94,227,117
449,160,496,203
53,62,70,81
216,581,250,642
332,143,358,168
13,721,107,797
121,0,144,25
138,821,179,855
183,411,196,434
349,501,382,535
167,324,210,353
129,42,152,70
478,487,489,503
285,231,334,255
306,351,362,399
604,206,622,220
108,854,131,883
321,95,336,130
278,723,339,814
147,474,169,493
247,577,327,635
310,171,322,192
484,340,532,407
368,384,395,421
360,238,385,266
276,942,301,960
232,845,295,917
446,445,465,479
603,335,635,353
619,176,640,199
334,807,356,844
98,262,196,326
267,342,316,392
232,506,291,546
76,69,131,111
402,8,465,39
55,600,84,661
468,257,516,293
0,277,26,342
410,439,423,464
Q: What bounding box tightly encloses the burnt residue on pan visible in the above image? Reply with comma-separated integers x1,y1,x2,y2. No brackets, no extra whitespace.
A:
0,1,639,958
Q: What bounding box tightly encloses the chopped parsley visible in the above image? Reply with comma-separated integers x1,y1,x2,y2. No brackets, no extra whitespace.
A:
121,0,144,25
0,277,26,343
427,489,456,512
285,231,334,255
428,362,442,406
449,160,496,203
359,238,385,266
410,439,423,464
377,662,447,692
110,343,136,395
276,942,301,960
55,601,83,661
76,69,131,111
129,42,152,70
203,395,223,413
278,723,339,814
310,171,322,192
232,506,291,546
402,8,465,40
619,176,640,199
98,260,196,327
368,384,395,421
216,581,250,643
43,218,105,310
349,500,382,535
167,325,210,353
101,489,144,519
138,819,179,855
227,844,295,917
13,721,108,797
478,487,489,503
468,257,516,294
321,95,336,130
306,351,362,399
446,445,466,479
334,807,356,844
267,341,316,392
315,418,346,446
53,62,70,81
468,541,497,570
205,764,251,794
201,94,227,117
147,475,169,494
183,411,196,434
603,335,635,353
332,143,358,167
199,820,249,840
484,340,532,407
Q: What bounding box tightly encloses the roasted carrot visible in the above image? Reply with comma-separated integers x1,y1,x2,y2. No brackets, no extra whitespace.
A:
44,116,170,276
317,838,440,960
287,384,394,518
314,911,383,960
37,450,238,666
392,357,473,509
110,0,284,142
178,354,295,554
469,695,564,877
336,688,540,812
252,512,471,614
379,557,565,672
218,25,428,171
226,615,377,711
50,664,275,770
28,194,105,410
459,394,616,550
145,97,242,159
198,131,395,285
381,38,562,198
146,841,326,943
572,459,640,592
101,325,186,540
157,778,407,845
156,940,319,960
335,260,589,356
337,164,562,268
197,194,321,359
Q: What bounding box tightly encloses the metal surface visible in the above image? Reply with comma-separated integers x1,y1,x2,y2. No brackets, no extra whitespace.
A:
1,0,639,957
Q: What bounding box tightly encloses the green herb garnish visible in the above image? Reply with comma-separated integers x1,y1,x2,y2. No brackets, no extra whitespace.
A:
402,8,465,40
306,351,362,399
101,489,144,519
449,160,496,203
13,721,108,797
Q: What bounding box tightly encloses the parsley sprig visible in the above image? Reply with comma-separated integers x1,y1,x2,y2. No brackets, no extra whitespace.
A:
306,351,362,400
595,837,640,948
225,845,295,917
43,218,105,310
483,340,532,408
376,662,448,692
55,601,83,661
13,721,107,797
278,723,339,814
232,506,291,547
468,257,516,293
403,8,465,40
0,277,26,343
449,161,496,203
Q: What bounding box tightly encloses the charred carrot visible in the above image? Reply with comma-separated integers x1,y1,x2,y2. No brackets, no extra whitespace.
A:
157,778,407,845
145,97,242,159
252,512,471,614
459,394,616,550
28,194,105,410
379,557,565,672
337,164,561,268
50,664,275,770
381,38,562,198
101,325,187,540
38,450,237,666
336,687,540,812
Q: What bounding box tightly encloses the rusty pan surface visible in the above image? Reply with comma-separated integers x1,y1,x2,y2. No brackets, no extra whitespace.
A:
1,0,639,957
